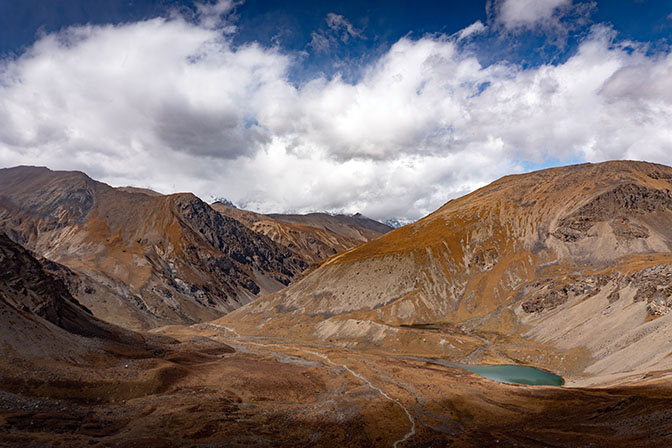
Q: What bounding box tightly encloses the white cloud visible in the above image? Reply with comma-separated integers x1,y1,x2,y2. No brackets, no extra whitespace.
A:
1,13,672,222
0,17,288,165
496,0,571,29
308,31,331,53
195,0,238,30
458,21,487,40
489,0,596,48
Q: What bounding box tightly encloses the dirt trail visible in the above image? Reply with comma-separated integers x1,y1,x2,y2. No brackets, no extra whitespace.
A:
207,323,417,447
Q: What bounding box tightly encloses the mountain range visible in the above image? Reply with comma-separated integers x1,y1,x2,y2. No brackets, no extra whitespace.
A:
212,202,391,264
0,166,389,330
3,161,672,446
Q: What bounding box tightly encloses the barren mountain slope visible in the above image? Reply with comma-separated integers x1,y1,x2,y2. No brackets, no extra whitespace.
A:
212,202,390,264
222,161,672,385
115,186,162,196
0,166,306,330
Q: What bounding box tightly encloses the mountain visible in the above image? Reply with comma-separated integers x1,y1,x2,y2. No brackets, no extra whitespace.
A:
115,186,162,196
212,202,392,264
221,161,672,385
0,166,306,330
383,218,414,229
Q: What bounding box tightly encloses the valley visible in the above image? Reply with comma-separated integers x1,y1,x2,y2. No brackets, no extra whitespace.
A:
3,0,672,445
4,320,672,447
3,161,672,446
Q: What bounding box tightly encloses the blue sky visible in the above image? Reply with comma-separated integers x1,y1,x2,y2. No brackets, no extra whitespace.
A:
3,1,670,74
1,0,671,221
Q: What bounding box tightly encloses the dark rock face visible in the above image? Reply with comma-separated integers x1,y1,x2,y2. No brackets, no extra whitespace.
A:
0,233,85,321
0,233,118,339
172,194,306,281
169,194,306,302
553,184,672,242
629,265,672,316
521,276,607,313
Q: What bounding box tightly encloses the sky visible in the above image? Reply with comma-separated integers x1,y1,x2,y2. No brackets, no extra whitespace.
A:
1,0,672,222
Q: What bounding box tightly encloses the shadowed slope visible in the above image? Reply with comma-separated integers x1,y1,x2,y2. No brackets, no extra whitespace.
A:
0,233,165,360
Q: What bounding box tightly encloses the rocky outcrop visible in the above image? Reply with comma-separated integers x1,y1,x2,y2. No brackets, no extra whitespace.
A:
520,264,672,317
553,183,672,242
212,202,391,265
0,233,144,344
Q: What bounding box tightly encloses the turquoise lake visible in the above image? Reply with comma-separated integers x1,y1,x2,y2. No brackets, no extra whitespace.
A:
403,356,565,386
455,364,565,386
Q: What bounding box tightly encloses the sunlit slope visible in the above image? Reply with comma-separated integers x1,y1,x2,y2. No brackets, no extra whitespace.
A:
223,161,672,383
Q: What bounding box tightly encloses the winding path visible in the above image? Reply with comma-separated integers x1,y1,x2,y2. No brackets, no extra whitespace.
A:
207,323,417,447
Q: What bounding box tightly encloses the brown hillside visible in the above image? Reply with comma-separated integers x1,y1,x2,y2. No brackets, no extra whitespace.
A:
222,161,672,385
0,166,306,330
268,211,392,243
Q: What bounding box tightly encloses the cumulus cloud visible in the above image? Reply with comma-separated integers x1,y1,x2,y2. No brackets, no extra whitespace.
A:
0,17,287,165
1,10,672,222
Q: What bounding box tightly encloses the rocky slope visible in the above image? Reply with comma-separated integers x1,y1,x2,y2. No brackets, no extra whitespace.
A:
0,233,159,360
0,166,306,330
222,161,672,385
212,202,392,264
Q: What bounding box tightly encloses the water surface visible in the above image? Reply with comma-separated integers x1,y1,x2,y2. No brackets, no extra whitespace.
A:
455,364,564,386
403,356,564,386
